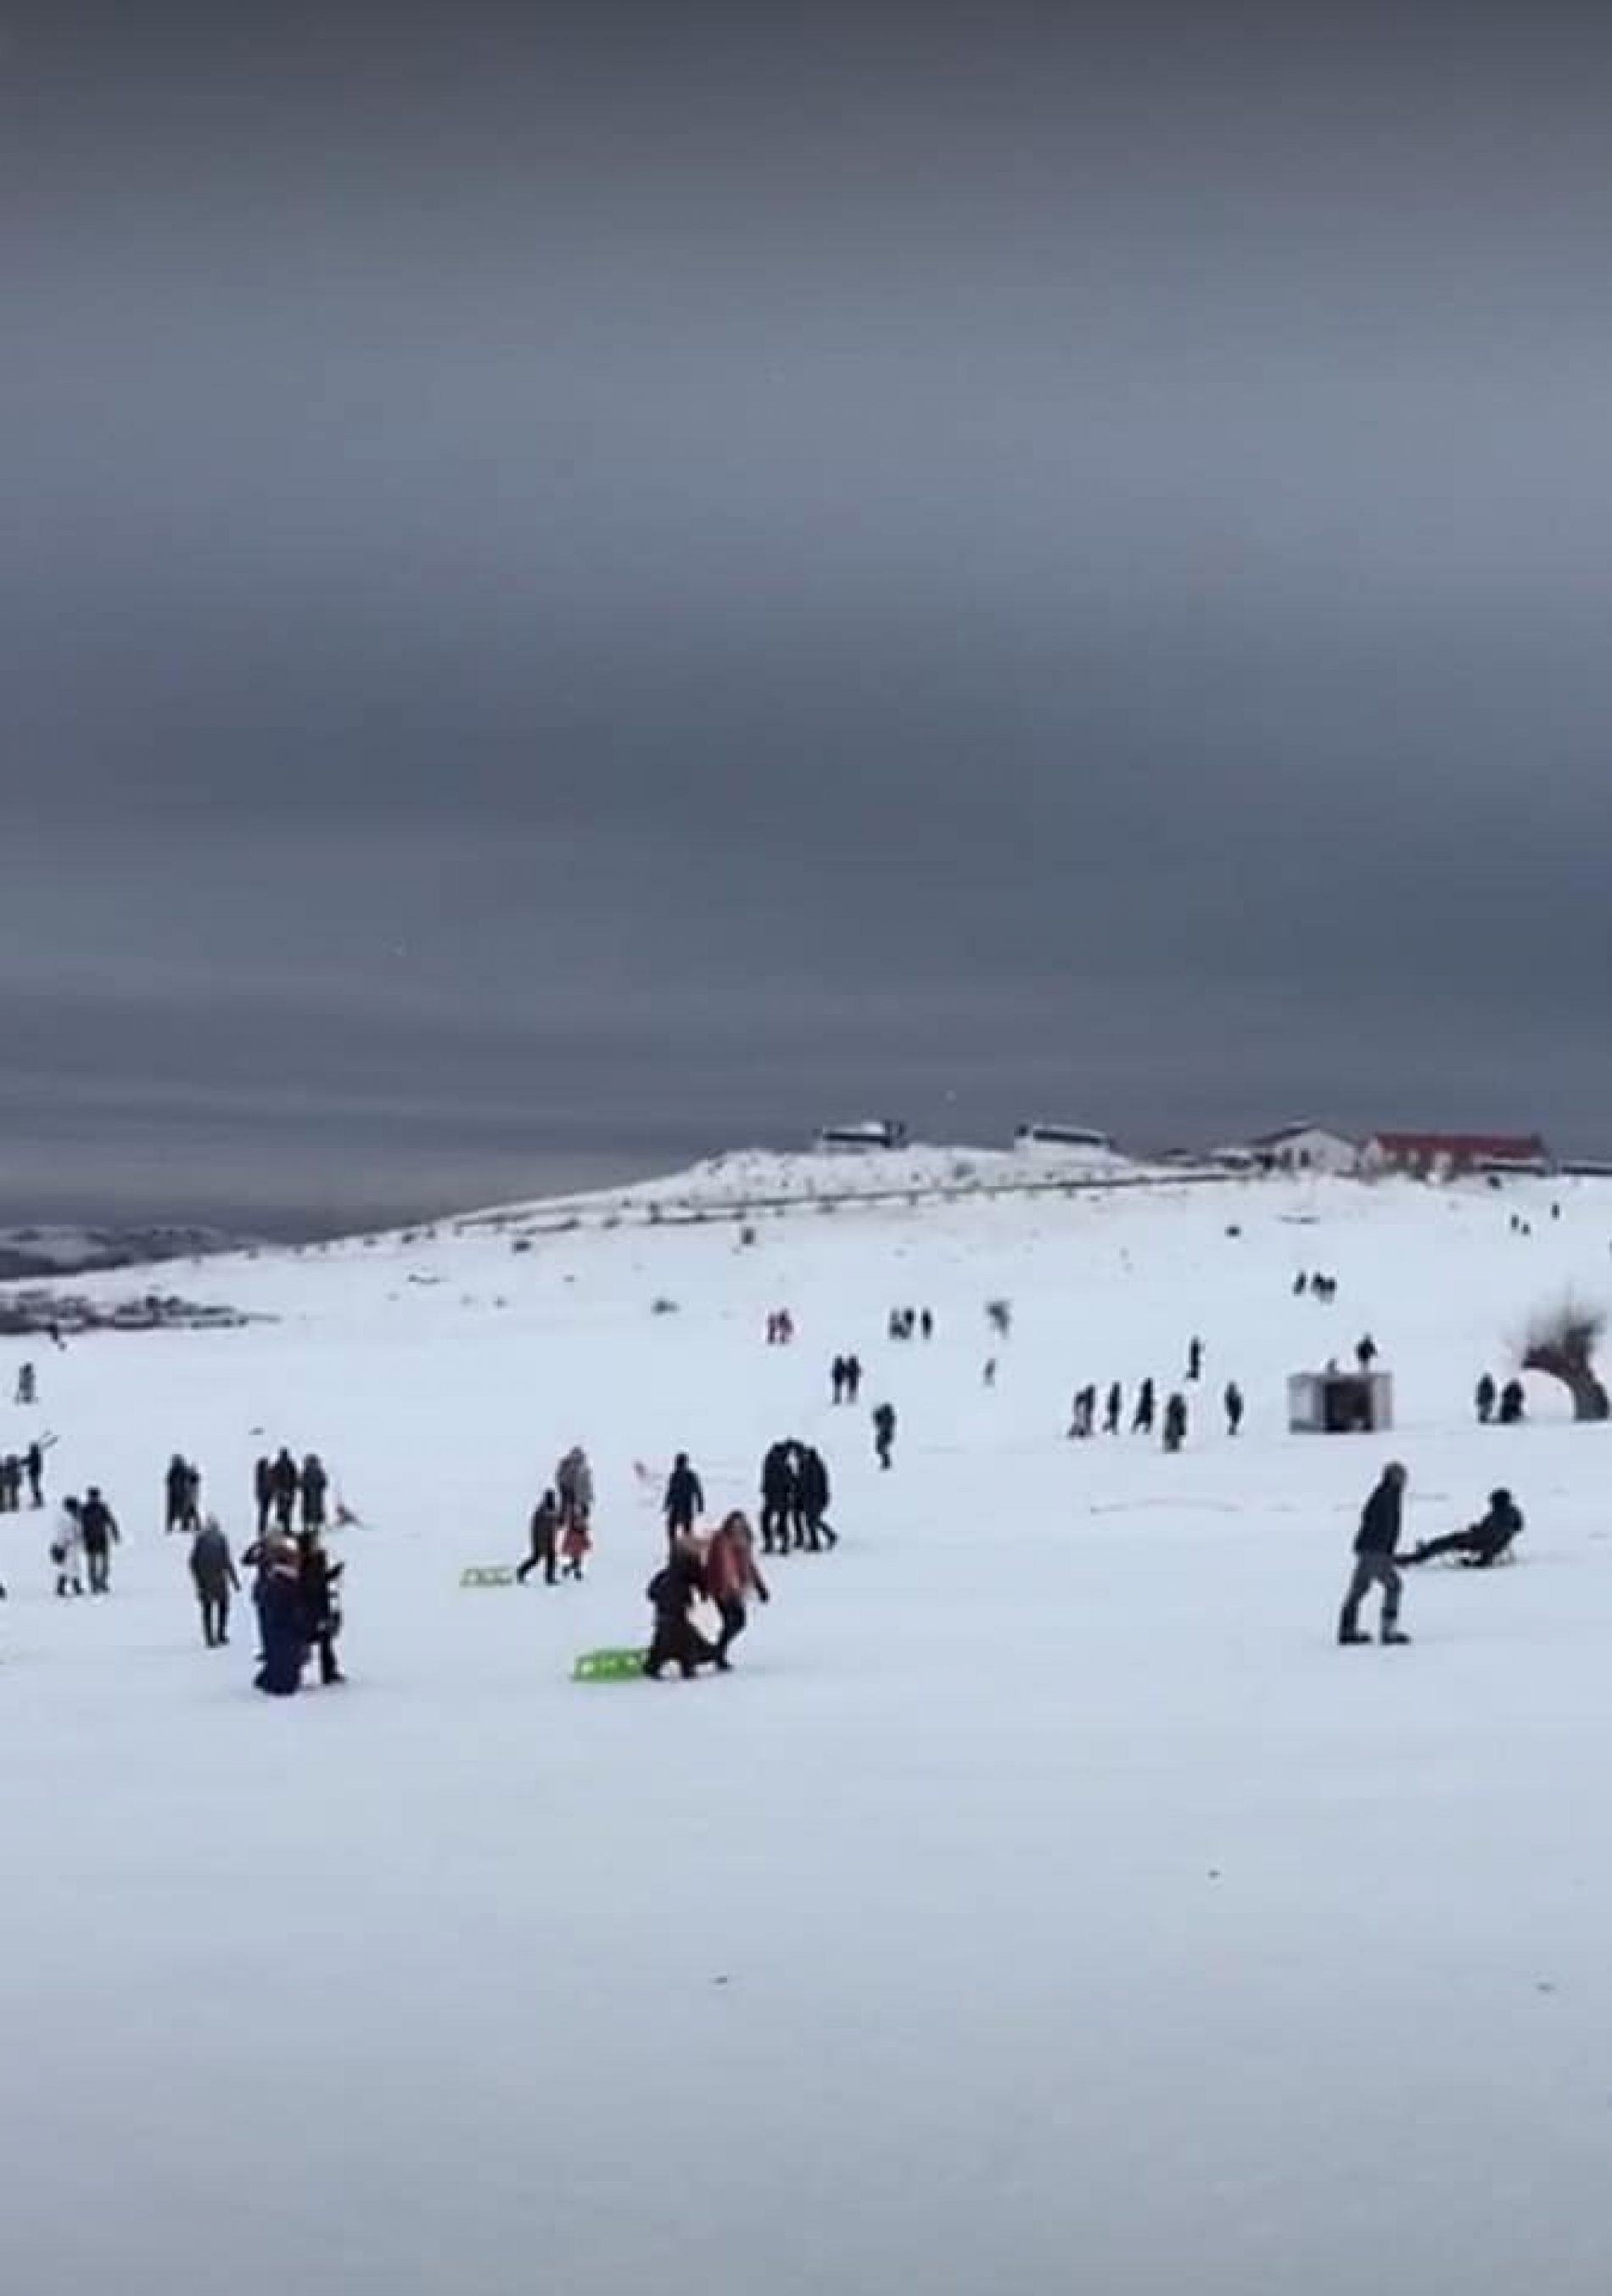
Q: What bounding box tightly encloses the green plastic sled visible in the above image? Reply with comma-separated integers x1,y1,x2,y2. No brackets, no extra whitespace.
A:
574,1646,648,1683
461,1565,516,1589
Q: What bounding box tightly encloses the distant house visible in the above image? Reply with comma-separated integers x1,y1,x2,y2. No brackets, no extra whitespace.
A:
1014,1123,1115,1153
1362,1131,1551,1179
814,1119,910,1151
1243,1125,1361,1177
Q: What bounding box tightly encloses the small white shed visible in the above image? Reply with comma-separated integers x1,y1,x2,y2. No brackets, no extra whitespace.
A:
1288,1368,1394,1435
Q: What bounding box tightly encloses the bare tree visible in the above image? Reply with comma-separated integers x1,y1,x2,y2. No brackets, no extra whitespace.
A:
1520,1298,1610,1422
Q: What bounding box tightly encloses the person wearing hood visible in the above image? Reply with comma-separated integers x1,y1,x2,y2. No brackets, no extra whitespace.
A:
797,1446,835,1551
556,1447,594,1532
1338,1463,1411,1645
268,1449,300,1534
705,1510,770,1668
189,1516,241,1648
78,1488,119,1594
299,1454,329,1532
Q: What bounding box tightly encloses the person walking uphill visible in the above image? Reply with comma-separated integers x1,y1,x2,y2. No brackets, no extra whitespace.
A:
663,1453,704,1548
872,1402,897,1470
189,1516,240,1648
1338,1463,1411,1645
705,1510,771,1668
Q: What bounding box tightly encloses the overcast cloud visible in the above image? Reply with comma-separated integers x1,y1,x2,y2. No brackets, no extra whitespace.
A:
3,6,1609,1229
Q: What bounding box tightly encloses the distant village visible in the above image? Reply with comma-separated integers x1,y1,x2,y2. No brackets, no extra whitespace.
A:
815,1118,1584,1182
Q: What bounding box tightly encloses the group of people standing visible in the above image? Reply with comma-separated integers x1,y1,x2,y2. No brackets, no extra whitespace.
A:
253,1448,331,1536
759,1440,834,1553
1474,1373,1526,1425
1066,1372,1245,1448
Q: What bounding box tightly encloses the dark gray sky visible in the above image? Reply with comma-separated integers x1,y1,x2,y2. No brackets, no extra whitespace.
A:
4,6,1611,1231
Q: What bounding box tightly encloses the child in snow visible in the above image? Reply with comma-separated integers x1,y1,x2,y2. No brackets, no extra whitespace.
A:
561,1505,592,1582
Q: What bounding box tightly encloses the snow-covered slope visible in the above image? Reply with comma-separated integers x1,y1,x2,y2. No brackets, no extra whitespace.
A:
4,1166,1612,2296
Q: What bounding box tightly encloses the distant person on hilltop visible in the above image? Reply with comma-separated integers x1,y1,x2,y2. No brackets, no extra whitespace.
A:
1223,1381,1245,1436
253,1455,272,1536
845,1355,864,1404
1355,1335,1379,1372
556,1447,595,1532
268,1449,300,1533
1498,1378,1525,1426
1131,1380,1156,1436
25,1438,48,1509
759,1442,793,1556
14,1363,36,1406
797,1445,834,1551
830,1355,848,1405
1103,1382,1122,1435
1186,1336,1204,1382
299,1455,329,1532
1337,1463,1410,1646
1475,1373,1497,1426
1162,1393,1188,1453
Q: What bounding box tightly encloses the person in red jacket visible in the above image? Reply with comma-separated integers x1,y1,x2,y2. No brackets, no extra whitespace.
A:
704,1510,770,1670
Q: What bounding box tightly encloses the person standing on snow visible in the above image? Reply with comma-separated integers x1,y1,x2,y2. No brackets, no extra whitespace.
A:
25,1439,48,1509
165,1455,199,1534
1223,1381,1245,1436
1475,1374,1497,1425
872,1402,897,1470
705,1510,771,1668
561,1499,592,1582
555,1447,594,1533
759,1442,793,1556
269,1449,300,1534
189,1516,241,1648
518,1490,562,1586
663,1452,704,1548
51,1497,86,1598
253,1455,273,1537
1103,1381,1122,1435
1186,1336,1204,1383
1162,1392,1188,1453
1338,1462,1411,1646
1131,1380,1156,1436
797,1446,835,1551
844,1355,864,1405
830,1356,848,1406
299,1454,329,1532
78,1487,119,1594
255,1542,306,1696
297,1531,344,1685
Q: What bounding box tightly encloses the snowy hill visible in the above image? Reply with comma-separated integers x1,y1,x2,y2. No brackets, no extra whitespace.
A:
6,1162,1612,2296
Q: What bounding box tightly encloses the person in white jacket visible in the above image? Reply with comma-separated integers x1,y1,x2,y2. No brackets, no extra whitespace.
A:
52,1498,85,1598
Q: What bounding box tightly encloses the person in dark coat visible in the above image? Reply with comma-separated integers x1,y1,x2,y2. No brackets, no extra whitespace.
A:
1162,1392,1188,1453
1406,1488,1523,1569
79,1487,119,1594
1355,1334,1379,1371
269,1449,299,1533
663,1453,704,1548
642,1541,716,1680
299,1454,329,1532
1498,1377,1525,1425
24,1440,45,1509
845,1355,864,1404
189,1516,241,1647
1103,1381,1122,1435
1475,1374,1497,1425
165,1455,199,1534
1223,1381,1245,1436
1131,1380,1156,1436
872,1402,896,1470
297,1532,344,1685
254,1546,305,1696
1186,1337,1204,1383
759,1442,793,1556
518,1490,562,1585
797,1445,835,1551
830,1356,848,1406
253,1456,272,1536
1338,1463,1410,1644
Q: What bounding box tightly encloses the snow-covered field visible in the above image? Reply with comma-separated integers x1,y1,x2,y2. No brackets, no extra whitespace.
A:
5,1167,1612,2295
